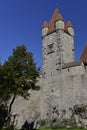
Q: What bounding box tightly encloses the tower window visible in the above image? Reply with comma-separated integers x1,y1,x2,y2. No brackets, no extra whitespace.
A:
47,43,54,54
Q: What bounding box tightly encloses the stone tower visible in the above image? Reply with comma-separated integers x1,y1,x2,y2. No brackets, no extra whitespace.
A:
42,8,75,82
11,8,87,128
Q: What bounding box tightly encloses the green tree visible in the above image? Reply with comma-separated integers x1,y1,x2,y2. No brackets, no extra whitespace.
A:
0,45,40,129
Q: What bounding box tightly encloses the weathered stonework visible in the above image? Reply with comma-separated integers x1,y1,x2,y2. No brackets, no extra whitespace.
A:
12,8,87,128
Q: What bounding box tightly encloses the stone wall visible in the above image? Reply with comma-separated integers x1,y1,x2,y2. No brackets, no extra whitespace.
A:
11,64,87,128
41,65,87,119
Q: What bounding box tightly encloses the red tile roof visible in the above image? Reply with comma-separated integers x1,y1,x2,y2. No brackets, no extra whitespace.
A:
64,23,68,34
47,8,64,34
80,44,87,62
66,21,73,27
64,21,73,34
62,61,81,69
42,8,74,35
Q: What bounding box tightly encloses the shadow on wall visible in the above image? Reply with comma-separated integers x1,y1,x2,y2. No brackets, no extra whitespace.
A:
0,104,8,129
21,120,37,130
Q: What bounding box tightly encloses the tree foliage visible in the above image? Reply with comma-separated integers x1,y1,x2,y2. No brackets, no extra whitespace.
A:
0,45,40,128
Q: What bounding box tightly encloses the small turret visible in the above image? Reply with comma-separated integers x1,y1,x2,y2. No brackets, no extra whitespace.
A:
42,21,48,37
66,21,74,36
55,20,64,30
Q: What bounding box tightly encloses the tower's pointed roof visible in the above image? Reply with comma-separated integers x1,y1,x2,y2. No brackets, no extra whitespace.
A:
49,8,64,23
42,8,74,36
80,44,87,62
48,8,64,34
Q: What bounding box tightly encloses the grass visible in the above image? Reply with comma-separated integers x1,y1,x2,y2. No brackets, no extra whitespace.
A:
39,128,87,130
1,127,87,130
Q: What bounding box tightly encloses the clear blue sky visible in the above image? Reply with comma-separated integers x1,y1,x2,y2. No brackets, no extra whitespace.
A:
0,0,87,67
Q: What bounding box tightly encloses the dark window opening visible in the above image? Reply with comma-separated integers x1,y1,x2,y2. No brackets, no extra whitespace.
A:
47,43,54,54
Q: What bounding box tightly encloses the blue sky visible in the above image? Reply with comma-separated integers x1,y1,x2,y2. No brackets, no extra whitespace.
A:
0,0,87,67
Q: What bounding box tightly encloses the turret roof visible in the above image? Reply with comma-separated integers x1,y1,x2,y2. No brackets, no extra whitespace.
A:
48,8,64,34
66,21,73,27
64,21,73,34
42,8,74,35
49,8,64,22
80,44,87,63
42,21,48,28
